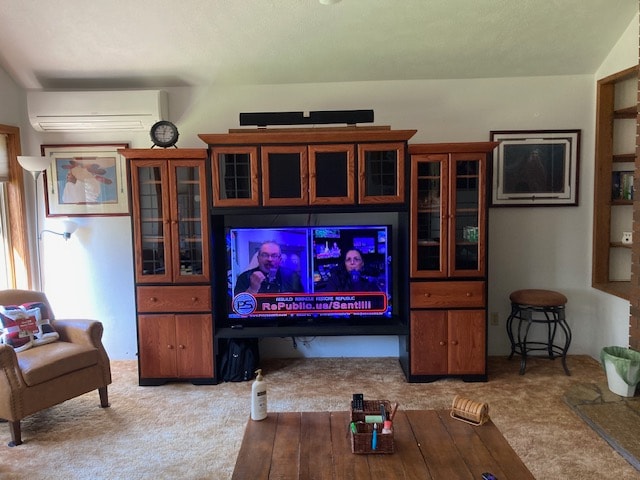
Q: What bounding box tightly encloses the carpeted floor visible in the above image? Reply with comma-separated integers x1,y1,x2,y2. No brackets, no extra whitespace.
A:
564,382,640,471
1,355,639,479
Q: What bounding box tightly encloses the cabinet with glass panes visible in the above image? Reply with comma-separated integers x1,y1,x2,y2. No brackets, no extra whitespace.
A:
119,148,214,386
406,142,497,382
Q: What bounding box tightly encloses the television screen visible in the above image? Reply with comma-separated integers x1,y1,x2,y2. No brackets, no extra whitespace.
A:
226,225,392,323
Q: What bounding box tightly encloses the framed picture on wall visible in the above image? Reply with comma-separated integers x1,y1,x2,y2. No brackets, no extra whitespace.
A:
490,130,580,207
41,143,130,217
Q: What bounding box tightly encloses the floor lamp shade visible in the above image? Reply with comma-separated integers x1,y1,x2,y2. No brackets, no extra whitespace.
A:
17,155,51,175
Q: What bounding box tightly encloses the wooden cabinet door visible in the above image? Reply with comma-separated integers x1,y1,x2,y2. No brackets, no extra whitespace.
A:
261,145,308,206
131,158,209,284
138,314,177,378
358,142,405,204
448,153,486,278
447,309,486,375
130,160,174,284
410,310,447,375
411,154,449,277
175,314,214,378
210,146,259,207
168,160,210,284
308,144,355,205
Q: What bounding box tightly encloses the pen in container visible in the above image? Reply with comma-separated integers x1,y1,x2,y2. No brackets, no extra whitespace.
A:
372,423,378,450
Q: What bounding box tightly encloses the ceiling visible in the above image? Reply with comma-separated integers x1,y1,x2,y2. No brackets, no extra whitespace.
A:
0,0,636,91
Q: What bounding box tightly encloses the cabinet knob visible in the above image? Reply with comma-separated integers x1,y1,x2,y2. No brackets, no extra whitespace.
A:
423,293,431,297
439,341,446,346
451,340,459,346
466,292,472,297
191,297,198,302
150,297,157,302
178,344,185,349
167,344,174,350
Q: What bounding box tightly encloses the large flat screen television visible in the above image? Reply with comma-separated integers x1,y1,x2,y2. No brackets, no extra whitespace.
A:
224,225,393,326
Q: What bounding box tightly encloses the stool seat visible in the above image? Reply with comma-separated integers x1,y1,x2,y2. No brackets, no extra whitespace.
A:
506,289,571,375
509,289,567,307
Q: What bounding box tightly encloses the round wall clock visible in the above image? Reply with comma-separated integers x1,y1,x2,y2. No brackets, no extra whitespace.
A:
150,120,179,148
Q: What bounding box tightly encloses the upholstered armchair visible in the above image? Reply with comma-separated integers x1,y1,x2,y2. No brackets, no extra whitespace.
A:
0,289,111,446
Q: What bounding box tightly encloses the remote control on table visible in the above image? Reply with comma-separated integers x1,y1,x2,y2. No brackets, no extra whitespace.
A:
352,393,364,411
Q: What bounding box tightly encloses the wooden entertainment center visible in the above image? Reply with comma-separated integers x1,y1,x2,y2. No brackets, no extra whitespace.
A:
119,127,496,385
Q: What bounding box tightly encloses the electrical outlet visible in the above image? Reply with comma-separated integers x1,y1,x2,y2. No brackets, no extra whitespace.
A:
490,313,499,326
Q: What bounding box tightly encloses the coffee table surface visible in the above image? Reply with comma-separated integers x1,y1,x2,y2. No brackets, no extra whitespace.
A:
232,409,534,479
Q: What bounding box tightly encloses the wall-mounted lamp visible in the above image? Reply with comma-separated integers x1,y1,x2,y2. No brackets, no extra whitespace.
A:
39,219,79,241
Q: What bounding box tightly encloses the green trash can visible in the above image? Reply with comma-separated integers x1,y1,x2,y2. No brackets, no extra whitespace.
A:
600,346,640,397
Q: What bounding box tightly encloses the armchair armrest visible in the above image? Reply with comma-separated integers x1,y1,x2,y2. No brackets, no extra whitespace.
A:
51,319,112,386
0,344,28,414
51,319,104,348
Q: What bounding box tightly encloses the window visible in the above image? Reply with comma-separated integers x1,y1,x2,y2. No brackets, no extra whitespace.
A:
0,124,32,289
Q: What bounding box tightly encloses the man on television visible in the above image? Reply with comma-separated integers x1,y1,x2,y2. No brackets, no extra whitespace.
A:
234,241,304,295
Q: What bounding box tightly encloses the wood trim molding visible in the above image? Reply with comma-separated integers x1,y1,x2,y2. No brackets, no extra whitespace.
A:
0,124,32,288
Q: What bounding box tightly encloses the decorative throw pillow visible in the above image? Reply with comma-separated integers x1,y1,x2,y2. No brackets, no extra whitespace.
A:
0,305,38,352
0,303,59,350
21,302,59,346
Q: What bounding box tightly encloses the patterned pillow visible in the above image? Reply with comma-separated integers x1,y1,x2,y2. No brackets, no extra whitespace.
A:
0,303,59,351
22,302,59,346
0,305,37,352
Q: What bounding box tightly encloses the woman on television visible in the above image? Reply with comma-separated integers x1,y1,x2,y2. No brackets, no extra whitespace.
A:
326,248,380,292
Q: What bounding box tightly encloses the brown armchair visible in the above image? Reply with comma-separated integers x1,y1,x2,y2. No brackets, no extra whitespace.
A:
0,289,111,446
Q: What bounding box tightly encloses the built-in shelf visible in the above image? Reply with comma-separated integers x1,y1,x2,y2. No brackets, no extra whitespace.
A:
592,64,638,302
610,242,633,249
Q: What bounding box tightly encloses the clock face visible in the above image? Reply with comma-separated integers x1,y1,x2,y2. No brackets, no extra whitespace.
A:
150,121,179,148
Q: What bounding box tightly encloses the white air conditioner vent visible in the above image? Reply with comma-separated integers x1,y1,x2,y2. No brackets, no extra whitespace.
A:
27,90,168,132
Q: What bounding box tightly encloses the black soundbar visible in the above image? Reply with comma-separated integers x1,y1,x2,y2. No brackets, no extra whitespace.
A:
239,109,374,127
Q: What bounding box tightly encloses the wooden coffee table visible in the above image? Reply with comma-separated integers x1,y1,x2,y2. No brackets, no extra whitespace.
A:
232,410,534,479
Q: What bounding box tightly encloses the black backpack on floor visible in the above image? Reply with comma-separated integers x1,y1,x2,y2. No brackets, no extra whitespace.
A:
218,338,260,382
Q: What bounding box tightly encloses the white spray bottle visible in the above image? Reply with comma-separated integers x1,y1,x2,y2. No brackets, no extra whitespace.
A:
251,369,267,421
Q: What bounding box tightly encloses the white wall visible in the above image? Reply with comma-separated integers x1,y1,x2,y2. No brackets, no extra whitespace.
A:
0,66,22,124
12,13,638,361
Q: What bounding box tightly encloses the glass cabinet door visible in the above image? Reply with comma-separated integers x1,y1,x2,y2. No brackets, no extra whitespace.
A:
449,154,485,277
358,142,405,204
170,160,210,283
309,144,355,205
261,145,308,206
132,160,173,283
211,146,259,207
411,154,448,277
131,158,209,284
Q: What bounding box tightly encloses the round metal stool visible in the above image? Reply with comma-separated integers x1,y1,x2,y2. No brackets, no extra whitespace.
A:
506,289,571,375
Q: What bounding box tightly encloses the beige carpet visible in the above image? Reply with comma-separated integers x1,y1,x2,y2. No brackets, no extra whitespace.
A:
1,355,638,480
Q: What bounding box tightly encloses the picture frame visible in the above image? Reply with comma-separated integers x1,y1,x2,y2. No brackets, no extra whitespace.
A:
41,143,129,217
490,130,580,207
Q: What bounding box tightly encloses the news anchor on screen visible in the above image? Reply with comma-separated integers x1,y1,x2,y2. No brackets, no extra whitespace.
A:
234,240,304,295
326,248,381,292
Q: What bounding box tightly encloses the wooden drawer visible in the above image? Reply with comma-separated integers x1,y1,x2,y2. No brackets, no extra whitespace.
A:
136,285,212,312
410,281,485,308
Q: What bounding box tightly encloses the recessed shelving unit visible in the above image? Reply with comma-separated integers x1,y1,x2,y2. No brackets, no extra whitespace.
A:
592,65,638,300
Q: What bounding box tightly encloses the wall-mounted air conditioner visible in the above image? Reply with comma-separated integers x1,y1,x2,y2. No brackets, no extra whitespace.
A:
27,90,168,132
